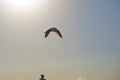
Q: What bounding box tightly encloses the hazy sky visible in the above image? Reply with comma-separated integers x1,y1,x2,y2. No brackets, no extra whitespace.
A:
0,0,120,80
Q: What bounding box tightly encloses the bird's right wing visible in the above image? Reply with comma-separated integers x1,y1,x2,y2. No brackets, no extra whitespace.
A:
45,29,51,38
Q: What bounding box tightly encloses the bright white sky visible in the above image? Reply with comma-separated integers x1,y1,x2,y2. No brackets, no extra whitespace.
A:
0,0,120,80
2,0,49,13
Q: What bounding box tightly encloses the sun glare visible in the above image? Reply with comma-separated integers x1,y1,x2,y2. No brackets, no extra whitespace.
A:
8,0,35,6
6,0,37,8
3,0,47,12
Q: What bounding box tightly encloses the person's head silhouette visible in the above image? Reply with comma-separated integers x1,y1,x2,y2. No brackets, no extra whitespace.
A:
41,74,44,78
40,74,46,80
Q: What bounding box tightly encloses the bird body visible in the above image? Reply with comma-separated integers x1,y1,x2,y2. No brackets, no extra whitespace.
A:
44,27,63,38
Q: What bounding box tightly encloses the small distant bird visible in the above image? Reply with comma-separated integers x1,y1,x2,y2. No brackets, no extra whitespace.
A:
44,27,63,38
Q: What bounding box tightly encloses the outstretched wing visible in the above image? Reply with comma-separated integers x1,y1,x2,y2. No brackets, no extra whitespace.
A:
54,29,63,38
44,29,51,38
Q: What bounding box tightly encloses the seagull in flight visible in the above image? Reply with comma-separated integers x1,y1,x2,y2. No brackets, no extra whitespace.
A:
44,27,63,38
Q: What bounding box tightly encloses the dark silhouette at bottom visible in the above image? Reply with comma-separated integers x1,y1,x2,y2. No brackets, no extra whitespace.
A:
40,74,46,80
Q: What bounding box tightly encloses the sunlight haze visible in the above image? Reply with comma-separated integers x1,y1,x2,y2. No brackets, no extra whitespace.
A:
0,0,120,80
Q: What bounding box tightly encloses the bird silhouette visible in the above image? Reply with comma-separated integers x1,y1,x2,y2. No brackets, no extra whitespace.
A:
44,27,63,38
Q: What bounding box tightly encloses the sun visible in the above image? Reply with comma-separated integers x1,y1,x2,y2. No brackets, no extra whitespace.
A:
6,0,37,8
8,0,35,6
3,0,47,12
